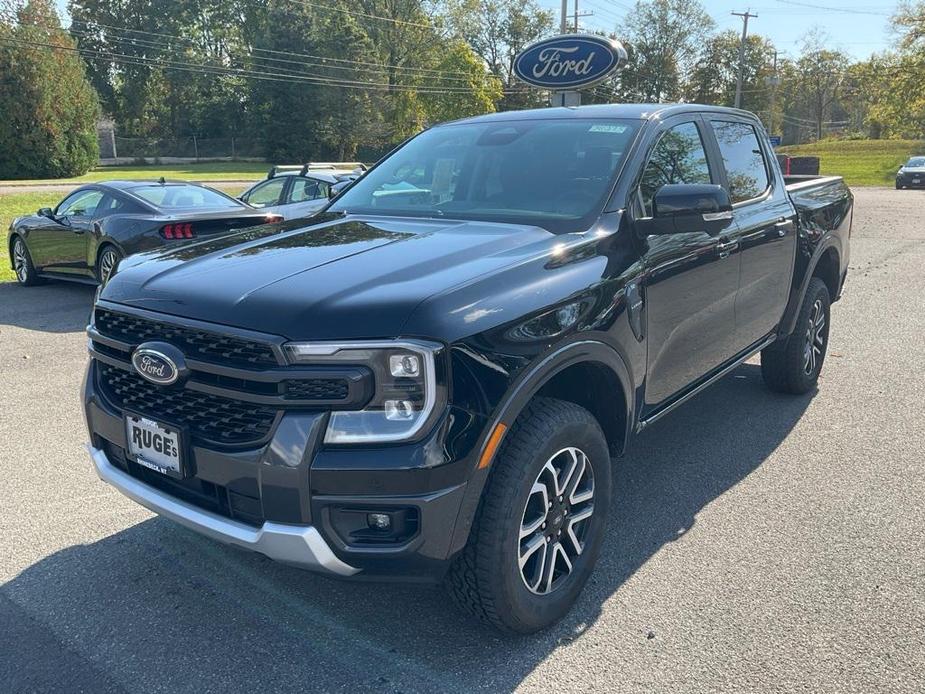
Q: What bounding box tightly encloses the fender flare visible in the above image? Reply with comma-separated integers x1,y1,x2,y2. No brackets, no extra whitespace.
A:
445,338,634,558
779,235,842,338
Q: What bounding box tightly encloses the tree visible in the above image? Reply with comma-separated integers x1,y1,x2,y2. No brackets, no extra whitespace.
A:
445,0,553,110
0,0,100,178
685,31,776,115
420,39,503,123
617,0,714,102
779,33,849,141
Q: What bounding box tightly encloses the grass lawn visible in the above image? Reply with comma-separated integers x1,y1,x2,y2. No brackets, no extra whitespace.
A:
1,184,248,284
0,161,269,186
778,139,925,187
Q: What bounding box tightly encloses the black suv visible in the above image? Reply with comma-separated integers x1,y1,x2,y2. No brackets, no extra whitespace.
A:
83,104,852,633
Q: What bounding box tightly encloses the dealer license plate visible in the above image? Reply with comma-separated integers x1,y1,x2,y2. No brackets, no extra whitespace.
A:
913,178,921,184
125,414,184,478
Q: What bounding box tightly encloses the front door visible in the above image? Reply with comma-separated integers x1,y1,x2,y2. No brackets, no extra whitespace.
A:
30,189,102,274
635,118,742,412
707,118,797,351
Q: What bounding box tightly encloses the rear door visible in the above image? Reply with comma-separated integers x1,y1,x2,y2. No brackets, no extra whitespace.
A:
284,176,330,219
635,116,742,411
30,188,103,274
706,118,797,351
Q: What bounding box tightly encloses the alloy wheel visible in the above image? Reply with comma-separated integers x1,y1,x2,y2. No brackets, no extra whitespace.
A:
803,298,826,376
13,239,28,283
518,447,595,595
99,250,118,285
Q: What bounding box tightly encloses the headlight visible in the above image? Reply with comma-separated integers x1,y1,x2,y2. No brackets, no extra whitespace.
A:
283,340,444,444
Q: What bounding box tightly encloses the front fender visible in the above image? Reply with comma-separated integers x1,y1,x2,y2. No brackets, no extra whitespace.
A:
445,337,634,558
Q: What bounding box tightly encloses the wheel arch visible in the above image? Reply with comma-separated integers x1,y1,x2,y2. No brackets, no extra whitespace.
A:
94,239,123,279
446,339,634,558
779,237,842,337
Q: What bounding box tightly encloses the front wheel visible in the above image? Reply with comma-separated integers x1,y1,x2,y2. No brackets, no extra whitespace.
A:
761,277,831,394
444,397,612,633
11,237,43,286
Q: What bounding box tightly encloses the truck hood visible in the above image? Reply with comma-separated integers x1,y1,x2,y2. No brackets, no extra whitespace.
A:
101,214,561,340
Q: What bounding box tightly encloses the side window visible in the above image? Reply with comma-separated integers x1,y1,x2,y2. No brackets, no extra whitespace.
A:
639,122,712,217
710,120,770,203
57,190,104,218
96,195,127,216
290,178,326,202
244,178,286,207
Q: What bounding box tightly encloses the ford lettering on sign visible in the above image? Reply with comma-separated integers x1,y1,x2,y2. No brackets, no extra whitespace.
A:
131,342,186,386
513,34,627,90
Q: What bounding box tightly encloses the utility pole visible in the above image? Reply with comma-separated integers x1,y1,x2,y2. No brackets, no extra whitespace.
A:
766,49,781,135
561,0,568,33
572,0,593,32
732,9,757,109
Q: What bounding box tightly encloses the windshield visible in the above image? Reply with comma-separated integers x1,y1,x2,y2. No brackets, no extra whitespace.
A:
329,118,641,233
130,184,243,210
905,157,925,167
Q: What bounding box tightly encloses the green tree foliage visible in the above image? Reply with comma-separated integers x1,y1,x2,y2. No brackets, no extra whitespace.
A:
420,39,503,123
617,0,714,102
686,31,775,115
445,0,553,110
856,3,925,138
0,0,100,178
778,33,850,142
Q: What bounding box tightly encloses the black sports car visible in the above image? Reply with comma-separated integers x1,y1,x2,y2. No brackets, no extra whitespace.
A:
7,180,280,286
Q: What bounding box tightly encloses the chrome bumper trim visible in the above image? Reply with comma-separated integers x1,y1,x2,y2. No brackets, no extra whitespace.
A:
86,444,360,576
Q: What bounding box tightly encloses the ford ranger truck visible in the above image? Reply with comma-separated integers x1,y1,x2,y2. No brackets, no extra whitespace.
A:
83,104,852,633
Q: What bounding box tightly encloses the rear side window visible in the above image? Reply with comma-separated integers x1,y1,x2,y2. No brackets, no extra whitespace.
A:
639,121,713,217
710,120,770,203
290,177,329,202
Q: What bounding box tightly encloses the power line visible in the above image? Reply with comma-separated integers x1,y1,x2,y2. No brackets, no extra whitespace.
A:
65,24,479,85
769,0,892,16
68,19,475,79
0,35,513,93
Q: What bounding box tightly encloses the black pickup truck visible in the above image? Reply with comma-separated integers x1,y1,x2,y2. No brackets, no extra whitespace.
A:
83,104,852,633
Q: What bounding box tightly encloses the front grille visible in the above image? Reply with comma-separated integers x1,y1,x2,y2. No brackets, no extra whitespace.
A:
95,308,278,368
98,363,278,445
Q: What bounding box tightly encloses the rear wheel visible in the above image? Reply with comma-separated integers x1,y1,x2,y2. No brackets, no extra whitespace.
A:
11,237,43,286
444,397,611,633
761,277,831,394
96,245,122,285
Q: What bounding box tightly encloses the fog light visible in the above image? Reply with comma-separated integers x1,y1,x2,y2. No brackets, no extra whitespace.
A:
384,399,414,420
367,512,391,530
389,354,420,377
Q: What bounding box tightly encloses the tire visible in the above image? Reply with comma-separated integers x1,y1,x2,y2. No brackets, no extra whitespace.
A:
896,181,903,190
96,245,122,286
761,277,831,394
11,236,43,286
444,397,612,633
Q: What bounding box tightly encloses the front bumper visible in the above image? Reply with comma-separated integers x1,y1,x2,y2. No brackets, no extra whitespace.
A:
88,443,359,575
83,357,486,580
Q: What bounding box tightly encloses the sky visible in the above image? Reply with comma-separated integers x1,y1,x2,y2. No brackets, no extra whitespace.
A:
540,0,900,60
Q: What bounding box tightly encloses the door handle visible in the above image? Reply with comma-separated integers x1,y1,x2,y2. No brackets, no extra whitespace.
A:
716,239,739,258
774,220,794,237
73,228,86,235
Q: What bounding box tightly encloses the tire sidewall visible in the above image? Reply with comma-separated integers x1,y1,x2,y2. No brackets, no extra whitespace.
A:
97,246,121,284
490,414,612,632
12,237,37,285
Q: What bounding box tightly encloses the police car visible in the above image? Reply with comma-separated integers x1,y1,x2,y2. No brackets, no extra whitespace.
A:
238,162,366,220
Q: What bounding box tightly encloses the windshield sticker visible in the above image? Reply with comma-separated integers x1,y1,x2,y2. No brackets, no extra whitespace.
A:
588,124,628,133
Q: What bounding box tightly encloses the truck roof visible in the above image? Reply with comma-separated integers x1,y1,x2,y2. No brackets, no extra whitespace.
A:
444,103,759,126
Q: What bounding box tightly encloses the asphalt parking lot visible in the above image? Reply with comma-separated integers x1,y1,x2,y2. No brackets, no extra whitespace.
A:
1,187,923,693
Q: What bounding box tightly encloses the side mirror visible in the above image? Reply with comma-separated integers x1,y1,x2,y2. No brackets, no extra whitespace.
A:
642,184,733,236
329,181,350,199
38,207,54,218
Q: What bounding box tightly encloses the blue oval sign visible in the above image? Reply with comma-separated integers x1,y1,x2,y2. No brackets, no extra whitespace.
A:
513,34,627,90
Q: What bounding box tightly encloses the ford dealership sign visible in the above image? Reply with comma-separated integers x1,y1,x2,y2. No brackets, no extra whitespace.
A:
513,34,627,90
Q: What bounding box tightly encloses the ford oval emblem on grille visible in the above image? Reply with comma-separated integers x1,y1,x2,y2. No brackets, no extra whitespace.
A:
131,342,187,386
